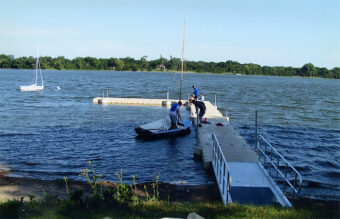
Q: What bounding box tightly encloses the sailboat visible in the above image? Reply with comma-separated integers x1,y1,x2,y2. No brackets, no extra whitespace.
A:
20,50,44,91
135,17,192,139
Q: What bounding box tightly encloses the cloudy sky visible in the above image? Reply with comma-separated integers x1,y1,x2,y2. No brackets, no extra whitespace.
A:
1,0,339,68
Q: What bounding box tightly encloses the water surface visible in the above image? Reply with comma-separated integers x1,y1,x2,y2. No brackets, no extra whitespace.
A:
0,69,339,200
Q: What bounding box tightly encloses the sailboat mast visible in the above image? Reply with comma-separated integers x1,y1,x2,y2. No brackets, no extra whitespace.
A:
35,46,39,85
179,16,187,101
35,55,39,85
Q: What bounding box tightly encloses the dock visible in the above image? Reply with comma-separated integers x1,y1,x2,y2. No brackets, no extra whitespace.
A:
94,97,300,207
93,97,187,106
189,101,292,206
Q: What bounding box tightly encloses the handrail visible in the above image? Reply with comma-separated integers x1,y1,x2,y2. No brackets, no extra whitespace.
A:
212,133,232,205
257,134,303,200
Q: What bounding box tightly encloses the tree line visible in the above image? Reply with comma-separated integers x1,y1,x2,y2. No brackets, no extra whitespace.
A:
0,54,339,79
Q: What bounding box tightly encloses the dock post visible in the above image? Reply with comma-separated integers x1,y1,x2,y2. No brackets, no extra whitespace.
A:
255,110,258,150
215,94,217,106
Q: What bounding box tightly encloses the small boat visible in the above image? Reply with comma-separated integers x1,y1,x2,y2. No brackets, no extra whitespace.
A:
20,49,44,91
135,118,192,139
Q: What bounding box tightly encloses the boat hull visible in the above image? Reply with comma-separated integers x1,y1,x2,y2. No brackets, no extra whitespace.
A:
20,84,44,91
135,120,192,140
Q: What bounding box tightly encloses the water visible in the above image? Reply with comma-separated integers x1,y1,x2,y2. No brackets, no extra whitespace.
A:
0,69,339,200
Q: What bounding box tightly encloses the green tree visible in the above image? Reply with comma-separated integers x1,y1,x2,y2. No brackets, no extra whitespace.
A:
114,59,124,71
139,56,148,71
302,63,316,77
331,67,340,79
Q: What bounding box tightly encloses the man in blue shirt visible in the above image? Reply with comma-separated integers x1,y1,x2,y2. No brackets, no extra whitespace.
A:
169,101,183,129
192,85,198,100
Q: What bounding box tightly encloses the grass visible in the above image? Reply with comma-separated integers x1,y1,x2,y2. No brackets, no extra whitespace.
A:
1,161,338,218
1,198,336,219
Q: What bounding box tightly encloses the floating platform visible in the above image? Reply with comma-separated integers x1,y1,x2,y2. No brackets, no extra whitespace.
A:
93,97,187,106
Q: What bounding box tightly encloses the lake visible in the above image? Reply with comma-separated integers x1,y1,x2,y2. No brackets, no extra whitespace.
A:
0,69,339,201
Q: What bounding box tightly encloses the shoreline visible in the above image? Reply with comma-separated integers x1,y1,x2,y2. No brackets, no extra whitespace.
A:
1,175,339,211
0,68,337,80
0,174,220,203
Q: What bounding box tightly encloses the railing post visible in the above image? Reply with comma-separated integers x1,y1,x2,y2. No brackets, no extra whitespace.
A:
276,156,280,182
293,174,298,200
226,173,229,202
284,163,288,191
215,94,217,106
255,110,258,150
167,91,169,100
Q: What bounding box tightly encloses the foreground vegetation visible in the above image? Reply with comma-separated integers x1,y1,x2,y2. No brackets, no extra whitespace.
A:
1,161,338,218
2,197,331,219
1,54,339,79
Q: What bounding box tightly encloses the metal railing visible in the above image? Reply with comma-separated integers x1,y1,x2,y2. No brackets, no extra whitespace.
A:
212,133,232,205
257,135,303,200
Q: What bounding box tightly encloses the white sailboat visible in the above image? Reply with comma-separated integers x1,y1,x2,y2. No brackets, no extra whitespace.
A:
20,50,44,91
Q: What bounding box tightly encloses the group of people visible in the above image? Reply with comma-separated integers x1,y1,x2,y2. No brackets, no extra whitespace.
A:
169,85,206,129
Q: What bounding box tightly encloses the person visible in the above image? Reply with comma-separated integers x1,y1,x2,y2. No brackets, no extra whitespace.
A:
169,101,183,129
192,85,198,100
191,99,206,127
198,93,205,102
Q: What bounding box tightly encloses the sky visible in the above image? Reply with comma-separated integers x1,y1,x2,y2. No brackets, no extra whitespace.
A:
1,0,339,68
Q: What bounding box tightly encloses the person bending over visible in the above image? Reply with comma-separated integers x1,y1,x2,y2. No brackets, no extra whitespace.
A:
192,99,205,127
169,101,183,129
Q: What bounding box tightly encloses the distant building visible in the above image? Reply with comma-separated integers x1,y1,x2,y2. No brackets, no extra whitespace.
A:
158,64,166,71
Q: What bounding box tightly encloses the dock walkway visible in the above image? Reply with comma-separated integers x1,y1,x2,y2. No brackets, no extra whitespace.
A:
190,101,290,206
189,101,257,167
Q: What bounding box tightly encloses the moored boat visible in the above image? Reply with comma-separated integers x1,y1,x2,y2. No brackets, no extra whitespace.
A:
135,118,191,139
20,48,44,92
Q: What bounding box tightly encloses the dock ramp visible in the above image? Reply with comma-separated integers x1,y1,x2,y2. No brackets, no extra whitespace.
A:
190,100,302,206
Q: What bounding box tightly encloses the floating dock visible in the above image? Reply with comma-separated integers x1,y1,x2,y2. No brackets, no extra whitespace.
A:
94,97,297,207
93,97,187,106
189,101,291,206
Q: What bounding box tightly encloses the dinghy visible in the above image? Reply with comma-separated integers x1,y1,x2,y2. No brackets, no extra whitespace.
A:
135,118,191,139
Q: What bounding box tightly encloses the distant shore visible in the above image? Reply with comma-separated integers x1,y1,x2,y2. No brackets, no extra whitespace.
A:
1,54,339,79
1,67,337,80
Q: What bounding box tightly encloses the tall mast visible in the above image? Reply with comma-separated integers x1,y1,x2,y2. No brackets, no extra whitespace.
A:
35,48,39,84
179,16,187,101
